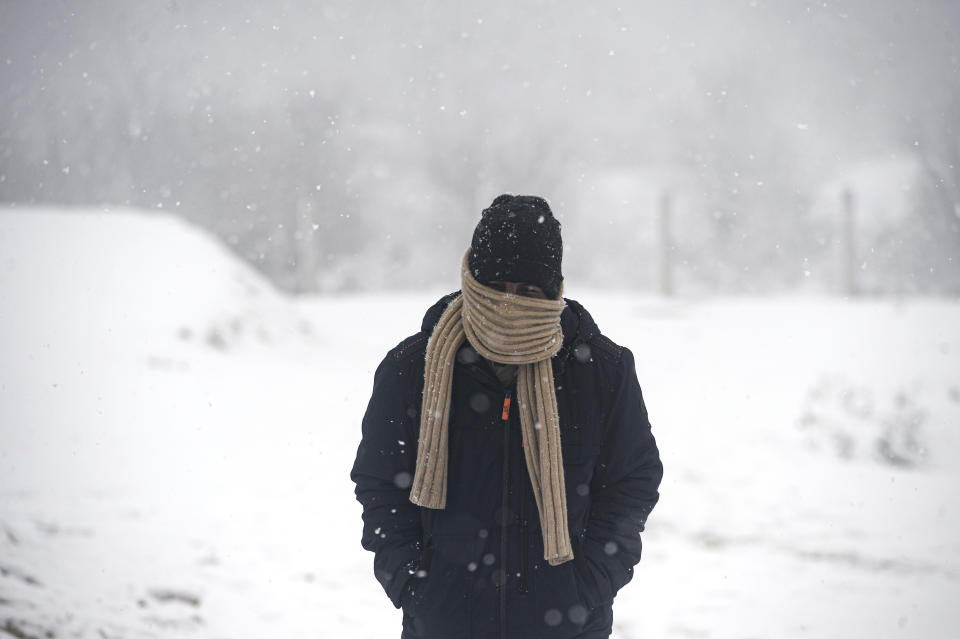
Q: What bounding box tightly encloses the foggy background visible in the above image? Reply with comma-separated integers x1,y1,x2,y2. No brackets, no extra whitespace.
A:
3,3,960,638
2,0,958,296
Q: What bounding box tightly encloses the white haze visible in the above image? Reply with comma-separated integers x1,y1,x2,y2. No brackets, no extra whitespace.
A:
1,1,958,294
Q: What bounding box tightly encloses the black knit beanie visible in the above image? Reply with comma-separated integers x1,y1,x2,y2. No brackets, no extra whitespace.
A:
468,194,564,300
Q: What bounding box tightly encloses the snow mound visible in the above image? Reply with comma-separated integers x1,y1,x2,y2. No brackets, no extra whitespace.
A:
0,207,317,359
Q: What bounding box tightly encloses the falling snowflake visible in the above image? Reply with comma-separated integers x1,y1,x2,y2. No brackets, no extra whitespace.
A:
568,604,588,624
544,609,563,626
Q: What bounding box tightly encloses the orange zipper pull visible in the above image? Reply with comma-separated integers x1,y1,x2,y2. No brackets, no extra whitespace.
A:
501,394,512,421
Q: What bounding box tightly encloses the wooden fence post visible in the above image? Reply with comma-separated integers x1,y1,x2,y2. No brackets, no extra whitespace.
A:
659,191,674,296
295,196,319,294
842,188,857,297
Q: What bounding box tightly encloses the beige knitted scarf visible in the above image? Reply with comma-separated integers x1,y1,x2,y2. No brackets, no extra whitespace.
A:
409,249,573,566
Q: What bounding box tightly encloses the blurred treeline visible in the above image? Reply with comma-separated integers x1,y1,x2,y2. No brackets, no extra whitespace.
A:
1,0,958,296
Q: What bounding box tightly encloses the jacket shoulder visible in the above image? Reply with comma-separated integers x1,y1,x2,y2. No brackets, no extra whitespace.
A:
367,332,428,400
587,332,625,366
386,331,430,363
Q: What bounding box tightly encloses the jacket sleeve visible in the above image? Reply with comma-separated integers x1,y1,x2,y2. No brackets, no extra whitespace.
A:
575,346,663,610
350,348,425,609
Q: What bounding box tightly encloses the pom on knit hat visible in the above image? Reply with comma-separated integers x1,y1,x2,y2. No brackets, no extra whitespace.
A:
468,194,563,300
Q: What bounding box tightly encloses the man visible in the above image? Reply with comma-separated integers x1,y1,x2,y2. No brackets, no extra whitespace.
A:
350,194,663,639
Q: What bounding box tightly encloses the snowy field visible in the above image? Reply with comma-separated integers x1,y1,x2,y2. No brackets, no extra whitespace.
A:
1,208,959,639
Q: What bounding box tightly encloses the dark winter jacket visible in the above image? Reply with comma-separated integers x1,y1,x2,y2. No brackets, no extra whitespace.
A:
350,292,663,639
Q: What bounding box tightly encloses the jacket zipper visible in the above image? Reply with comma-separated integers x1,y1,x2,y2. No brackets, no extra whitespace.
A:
499,389,511,639
518,427,528,594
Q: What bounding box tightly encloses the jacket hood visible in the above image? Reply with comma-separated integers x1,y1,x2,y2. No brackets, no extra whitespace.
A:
420,291,601,355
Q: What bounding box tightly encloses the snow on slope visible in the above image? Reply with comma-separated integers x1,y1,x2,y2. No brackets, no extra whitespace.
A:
0,206,310,357
0,208,321,498
1,207,959,639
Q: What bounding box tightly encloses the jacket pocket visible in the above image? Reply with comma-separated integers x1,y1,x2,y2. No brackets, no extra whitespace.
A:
562,459,593,533
570,532,593,610
405,533,482,639
532,554,591,636
403,537,434,612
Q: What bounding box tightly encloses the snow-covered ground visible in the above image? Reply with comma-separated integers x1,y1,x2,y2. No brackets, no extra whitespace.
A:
1,207,958,639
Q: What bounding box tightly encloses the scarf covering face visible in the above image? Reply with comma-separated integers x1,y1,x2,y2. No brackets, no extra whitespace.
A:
409,249,573,566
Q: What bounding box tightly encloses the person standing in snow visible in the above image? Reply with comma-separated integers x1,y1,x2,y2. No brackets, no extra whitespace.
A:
350,194,663,639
